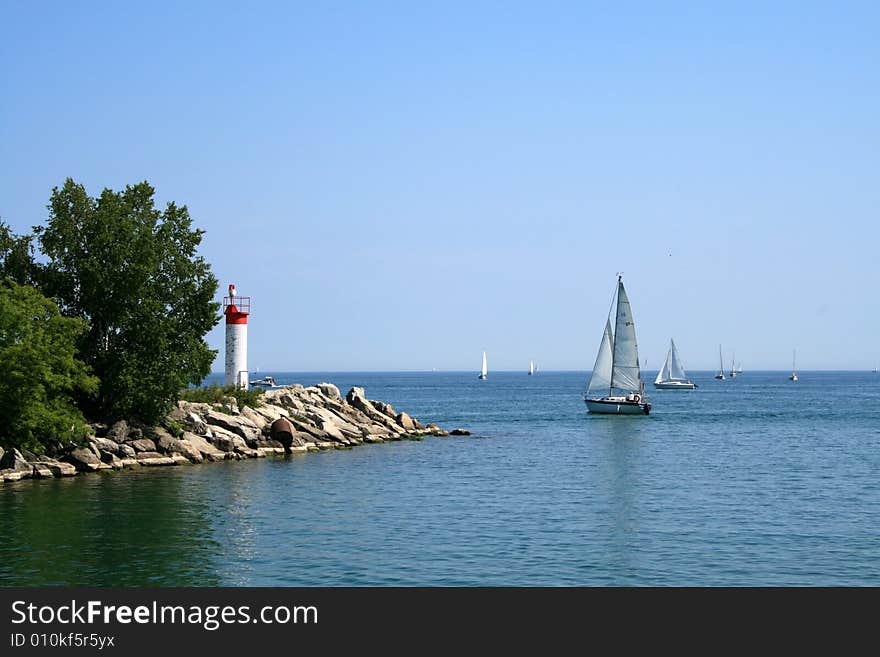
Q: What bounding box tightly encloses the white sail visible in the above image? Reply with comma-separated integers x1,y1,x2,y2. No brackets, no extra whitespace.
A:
655,339,689,384
669,340,688,380
529,360,534,375
610,280,641,394
587,319,613,396
481,351,488,377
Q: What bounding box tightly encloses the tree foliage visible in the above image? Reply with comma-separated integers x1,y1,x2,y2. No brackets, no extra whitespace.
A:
36,178,220,423
0,220,38,286
0,282,98,454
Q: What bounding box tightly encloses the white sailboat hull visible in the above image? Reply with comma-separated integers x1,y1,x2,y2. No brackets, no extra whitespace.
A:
653,380,697,390
585,397,651,415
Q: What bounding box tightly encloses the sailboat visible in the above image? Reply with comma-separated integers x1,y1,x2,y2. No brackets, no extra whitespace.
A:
714,345,726,380
584,276,651,415
729,352,737,378
528,360,535,375
789,350,798,381
478,351,488,380
654,339,697,390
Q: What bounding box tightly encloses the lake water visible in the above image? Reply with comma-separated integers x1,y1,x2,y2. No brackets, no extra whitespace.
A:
2,371,879,586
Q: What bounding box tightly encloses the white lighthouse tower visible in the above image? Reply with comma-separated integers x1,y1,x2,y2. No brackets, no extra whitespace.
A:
223,283,250,389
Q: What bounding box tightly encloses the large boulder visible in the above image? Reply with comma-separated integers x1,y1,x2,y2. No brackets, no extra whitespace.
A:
128,438,157,453
396,412,416,432
0,449,33,476
66,448,103,472
317,382,341,400
181,432,226,461
210,428,248,453
371,400,398,419
165,438,203,463
239,405,266,429
251,403,289,424
204,409,261,443
106,420,130,442
118,443,137,459
151,428,178,453
92,436,120,455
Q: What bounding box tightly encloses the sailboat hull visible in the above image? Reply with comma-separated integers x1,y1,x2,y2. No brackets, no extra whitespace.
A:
653,381,697,390
585,398,651,415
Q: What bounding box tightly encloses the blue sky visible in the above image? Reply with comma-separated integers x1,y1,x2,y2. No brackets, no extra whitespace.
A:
2,2,878,371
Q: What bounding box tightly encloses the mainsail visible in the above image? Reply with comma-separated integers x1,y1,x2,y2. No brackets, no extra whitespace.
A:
587,319,613,396
610,280,642,394
481,351,488,377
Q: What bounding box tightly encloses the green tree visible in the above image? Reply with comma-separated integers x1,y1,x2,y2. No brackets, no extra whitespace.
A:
0,282,98,454
0,220,38,286
37,178,220,423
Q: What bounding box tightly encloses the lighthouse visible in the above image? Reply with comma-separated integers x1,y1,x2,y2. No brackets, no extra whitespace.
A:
223,283,250,389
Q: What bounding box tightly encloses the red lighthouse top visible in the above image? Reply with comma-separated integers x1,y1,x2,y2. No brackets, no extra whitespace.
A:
223,283,250,324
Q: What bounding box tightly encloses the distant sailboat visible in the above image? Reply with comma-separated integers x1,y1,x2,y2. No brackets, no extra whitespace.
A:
479,351,488,380
528,360,534,375
715,345,726,380
654,339,697,390
729,352,737,378
790,350,798,381
584,275,651,415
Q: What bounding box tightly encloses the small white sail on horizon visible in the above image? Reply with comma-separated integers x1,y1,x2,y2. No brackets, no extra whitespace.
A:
715,345,726,380
528,360,534,375
479,351,488,379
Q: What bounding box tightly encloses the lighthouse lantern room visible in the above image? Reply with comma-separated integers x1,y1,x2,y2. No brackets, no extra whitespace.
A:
223,283,250,389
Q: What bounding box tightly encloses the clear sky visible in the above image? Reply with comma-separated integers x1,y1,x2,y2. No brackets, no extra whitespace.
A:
2,1,878,371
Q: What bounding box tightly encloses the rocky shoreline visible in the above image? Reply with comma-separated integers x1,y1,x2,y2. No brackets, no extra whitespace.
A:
0,383,469,484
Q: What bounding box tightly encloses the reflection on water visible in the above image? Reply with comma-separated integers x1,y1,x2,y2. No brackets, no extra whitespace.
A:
0,467,225,586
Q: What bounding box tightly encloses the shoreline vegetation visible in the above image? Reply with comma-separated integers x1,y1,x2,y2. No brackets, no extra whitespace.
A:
1,179,468,481
0,382,465,484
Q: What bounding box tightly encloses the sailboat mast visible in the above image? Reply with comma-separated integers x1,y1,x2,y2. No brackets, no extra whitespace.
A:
609,276,621,396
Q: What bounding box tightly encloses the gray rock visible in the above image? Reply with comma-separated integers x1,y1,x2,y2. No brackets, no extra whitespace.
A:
151,428,177,453
118,444,137,459
450,428,471,436
211,430,248,453
128,427,143,440
135,451,166,460
42,459,77,477
66,448,102,472
180,432,225,461
87,441,102,460
100,451,123,469
32,463,55,478
184,411,208,434
106,420,130,442
317,382,341,400
1,448,34,475
396,412,416,431
0,447,4,464
128,438,157,453
239,405,265,429
371,400,398,419
92,436,120,455
166,438,203,463
137,454,176,466
204,409,261,442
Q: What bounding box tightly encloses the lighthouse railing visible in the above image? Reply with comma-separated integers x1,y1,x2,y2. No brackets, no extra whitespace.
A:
222,296,251,312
